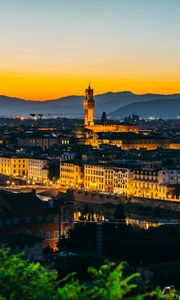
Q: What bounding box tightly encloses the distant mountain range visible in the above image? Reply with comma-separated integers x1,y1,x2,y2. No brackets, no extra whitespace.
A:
0,91,179,118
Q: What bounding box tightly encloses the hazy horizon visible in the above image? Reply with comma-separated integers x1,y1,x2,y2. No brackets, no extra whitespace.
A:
1,88,180,102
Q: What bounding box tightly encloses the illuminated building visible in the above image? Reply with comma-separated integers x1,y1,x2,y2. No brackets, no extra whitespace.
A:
28,159,49,182
84,164,106,192
64,161,180,201
131,163,180,201
114,168,133,195
168,142,180,150
0,157,28,177
83,84,95,126
84,164,117,193
60,161,83,189
0,157,49,183
83,85,139,133
84,164,132,194
132,169,168,200
83,132,171,150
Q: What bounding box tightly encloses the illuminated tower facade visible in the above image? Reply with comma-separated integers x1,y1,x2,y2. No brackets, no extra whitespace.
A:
83,84,95,126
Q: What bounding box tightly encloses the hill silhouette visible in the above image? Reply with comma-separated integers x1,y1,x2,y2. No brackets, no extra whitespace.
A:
0,92,179,118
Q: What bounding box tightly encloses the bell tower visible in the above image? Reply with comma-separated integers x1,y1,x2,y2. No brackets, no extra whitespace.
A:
83,84,95,126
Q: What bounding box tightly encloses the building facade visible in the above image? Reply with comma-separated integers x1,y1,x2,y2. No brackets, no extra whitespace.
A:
83,84,95,126
0,157,28,177
60,161,180,201
60,161,83,189
28,159,49,182
0,190,60,249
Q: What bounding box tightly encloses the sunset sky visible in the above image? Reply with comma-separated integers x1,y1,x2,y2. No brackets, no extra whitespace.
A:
0,0,180,100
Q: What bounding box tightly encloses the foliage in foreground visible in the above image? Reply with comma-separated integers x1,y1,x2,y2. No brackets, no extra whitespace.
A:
0,249,174,299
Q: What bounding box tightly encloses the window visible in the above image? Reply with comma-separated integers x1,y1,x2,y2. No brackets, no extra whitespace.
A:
54,231,59,238
46,231,50,239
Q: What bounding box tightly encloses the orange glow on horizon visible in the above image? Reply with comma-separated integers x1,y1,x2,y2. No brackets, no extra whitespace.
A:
0,1,180,101
1,72,180,100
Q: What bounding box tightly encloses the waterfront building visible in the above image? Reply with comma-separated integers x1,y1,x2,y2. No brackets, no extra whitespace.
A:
0,157,28,177
28,158,49,183
60,161,83,189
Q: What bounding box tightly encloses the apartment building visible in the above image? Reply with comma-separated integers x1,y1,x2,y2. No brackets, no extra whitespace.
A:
131,167,180,200
0,157,28,177
114,168,133,195
0,157,49,182
60,159,180,201
60,161,83,189
87,163,180,201
0,190,59,249
84,164,106,192
84,164,134,195
28,159,49,182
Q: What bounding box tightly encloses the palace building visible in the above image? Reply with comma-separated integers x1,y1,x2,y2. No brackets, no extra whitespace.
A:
83,84,139,133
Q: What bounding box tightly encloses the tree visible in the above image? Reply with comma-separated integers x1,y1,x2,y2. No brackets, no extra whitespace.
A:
101,112,107,124
0,248,170,299
0,248,56,299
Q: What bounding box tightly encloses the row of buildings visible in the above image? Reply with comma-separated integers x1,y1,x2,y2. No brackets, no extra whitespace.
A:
82,131,180,150
60,160,180,201
0,157,48,182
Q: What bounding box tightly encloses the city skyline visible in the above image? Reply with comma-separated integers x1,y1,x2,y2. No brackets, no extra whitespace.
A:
0,0,180,100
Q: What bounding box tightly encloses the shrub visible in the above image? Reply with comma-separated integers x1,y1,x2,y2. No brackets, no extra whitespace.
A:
0,248,170,299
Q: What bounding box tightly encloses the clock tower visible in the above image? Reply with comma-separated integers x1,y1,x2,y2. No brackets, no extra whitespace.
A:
83,84,95,126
